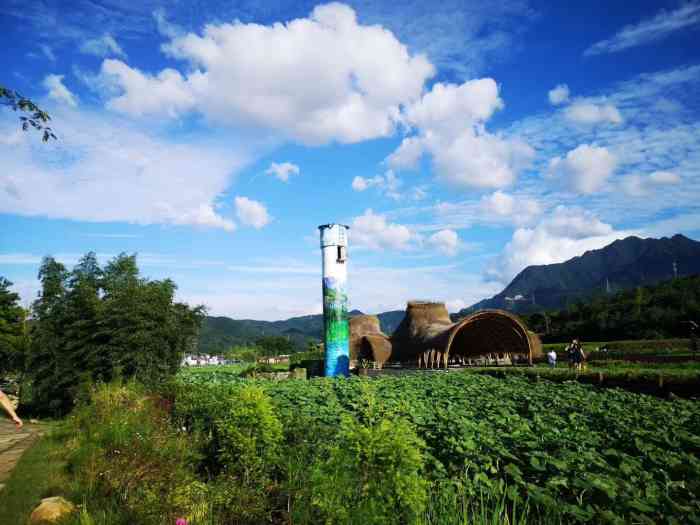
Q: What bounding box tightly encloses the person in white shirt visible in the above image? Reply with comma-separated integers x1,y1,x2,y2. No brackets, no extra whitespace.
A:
547,349,557,368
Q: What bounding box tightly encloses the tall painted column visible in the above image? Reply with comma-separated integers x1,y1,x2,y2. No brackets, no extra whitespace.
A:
319,224,350,377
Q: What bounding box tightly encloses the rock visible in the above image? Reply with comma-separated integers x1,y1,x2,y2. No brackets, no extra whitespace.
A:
29,496,76,524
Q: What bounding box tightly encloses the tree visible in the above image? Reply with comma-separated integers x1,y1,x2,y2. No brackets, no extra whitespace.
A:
23,253,206,415
0,277,28,376
255,335,295,357
1,85,57,141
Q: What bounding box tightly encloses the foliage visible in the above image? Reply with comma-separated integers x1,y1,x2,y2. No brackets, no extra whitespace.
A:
525,275,700,342
176,372,700,524
0,85,57,141
308,386,428,525
23,252,205,415
255,335,296,356
199,316,318,354
64,382,210,525
0,277,29,376
223,344,259,362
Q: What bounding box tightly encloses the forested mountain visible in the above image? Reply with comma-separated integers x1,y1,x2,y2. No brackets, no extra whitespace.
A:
198,309,405,354
463,234,700,315
522,275,700,342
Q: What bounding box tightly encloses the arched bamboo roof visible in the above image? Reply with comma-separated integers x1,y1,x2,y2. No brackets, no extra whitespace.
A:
445,309,541,361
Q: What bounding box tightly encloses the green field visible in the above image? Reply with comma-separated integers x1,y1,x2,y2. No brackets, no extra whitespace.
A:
171,371,700,524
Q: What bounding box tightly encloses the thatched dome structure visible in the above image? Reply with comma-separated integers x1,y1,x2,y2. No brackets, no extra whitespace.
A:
389,304,541,366
349,314,392,367
445,309,542,362
348,303,541,368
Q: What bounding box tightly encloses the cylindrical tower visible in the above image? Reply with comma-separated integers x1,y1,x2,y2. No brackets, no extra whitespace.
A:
319,223,350,377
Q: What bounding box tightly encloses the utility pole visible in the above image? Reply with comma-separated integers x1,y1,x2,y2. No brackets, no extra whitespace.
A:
673,260,678,279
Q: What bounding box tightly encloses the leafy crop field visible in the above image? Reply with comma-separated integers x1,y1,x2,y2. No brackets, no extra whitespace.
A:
176,372,700,524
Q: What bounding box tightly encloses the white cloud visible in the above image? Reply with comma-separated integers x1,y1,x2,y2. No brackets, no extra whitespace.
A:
80,34,126,58
0,106,247,231
427,229,460,256
350,170,404,200
446,299,467,312
564,101,623,125
171,204,236,231
621,170,682,196
387,79,533,188
265,161,300,182
100,59,198,118
350,209,414,251
649,170,681,185
548,84,569,105
153,8,182,39
480,190,541,225
351,176,370,191
234,196,271,229
584,3,700,56
39,44,55,61
547,144,617,194
43,74,78,107
103,3,434,144
488,206,630,284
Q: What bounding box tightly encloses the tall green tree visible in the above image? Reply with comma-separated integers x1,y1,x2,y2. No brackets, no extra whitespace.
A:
0,277,28,376
24,253,205,415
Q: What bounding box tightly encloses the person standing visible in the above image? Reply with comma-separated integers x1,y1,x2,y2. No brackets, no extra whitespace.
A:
572,339,585,371
547,348,557,368
0,388,22,428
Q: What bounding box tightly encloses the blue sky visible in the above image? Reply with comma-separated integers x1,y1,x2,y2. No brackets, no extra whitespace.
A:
1,0,699,320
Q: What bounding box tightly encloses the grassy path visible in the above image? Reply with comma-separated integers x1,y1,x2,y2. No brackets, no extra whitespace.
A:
0,418,46,493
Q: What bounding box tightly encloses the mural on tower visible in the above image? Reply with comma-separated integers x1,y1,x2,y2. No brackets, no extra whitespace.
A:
323,275,349,376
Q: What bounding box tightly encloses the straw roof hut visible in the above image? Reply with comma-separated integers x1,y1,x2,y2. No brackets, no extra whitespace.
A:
389,303,541,365
348,302,541,369
349,314,392,367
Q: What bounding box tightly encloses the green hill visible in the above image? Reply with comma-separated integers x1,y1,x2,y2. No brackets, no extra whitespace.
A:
463,234,700,315
522,274,700,342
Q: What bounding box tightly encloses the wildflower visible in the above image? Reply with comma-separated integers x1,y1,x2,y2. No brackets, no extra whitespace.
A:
176,519,188,525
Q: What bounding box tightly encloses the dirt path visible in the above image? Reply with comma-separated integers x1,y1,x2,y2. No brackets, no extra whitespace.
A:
0,419,46,492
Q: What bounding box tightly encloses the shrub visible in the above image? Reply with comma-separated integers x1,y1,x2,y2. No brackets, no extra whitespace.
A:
64,382,209,525
304,384,428,525
211,385,284,524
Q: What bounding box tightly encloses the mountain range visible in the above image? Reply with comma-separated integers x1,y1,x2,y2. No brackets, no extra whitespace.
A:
198,234,700,353
463,234,700,315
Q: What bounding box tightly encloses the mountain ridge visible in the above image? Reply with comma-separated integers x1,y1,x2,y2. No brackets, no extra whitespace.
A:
197,234,700,353
461,234,700,314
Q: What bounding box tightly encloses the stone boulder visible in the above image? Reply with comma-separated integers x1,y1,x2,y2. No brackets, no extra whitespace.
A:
29,496,76,524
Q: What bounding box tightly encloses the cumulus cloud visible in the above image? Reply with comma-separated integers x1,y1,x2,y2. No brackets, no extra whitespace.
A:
351,170,403,199
80,34,126,58
620,170,682,196
387,79,533,188
170,204,236,231
265,161,300,182
235,196,271,229
350,209,414,251
564,101,623,125
100,59,198,118
102,3,434,144
547,144,617,194
480,191,541,225
584,3,700,56
0,106,246,231
548,84,570,105
43,74,78,107
488,206,630,284
427,229,460,256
